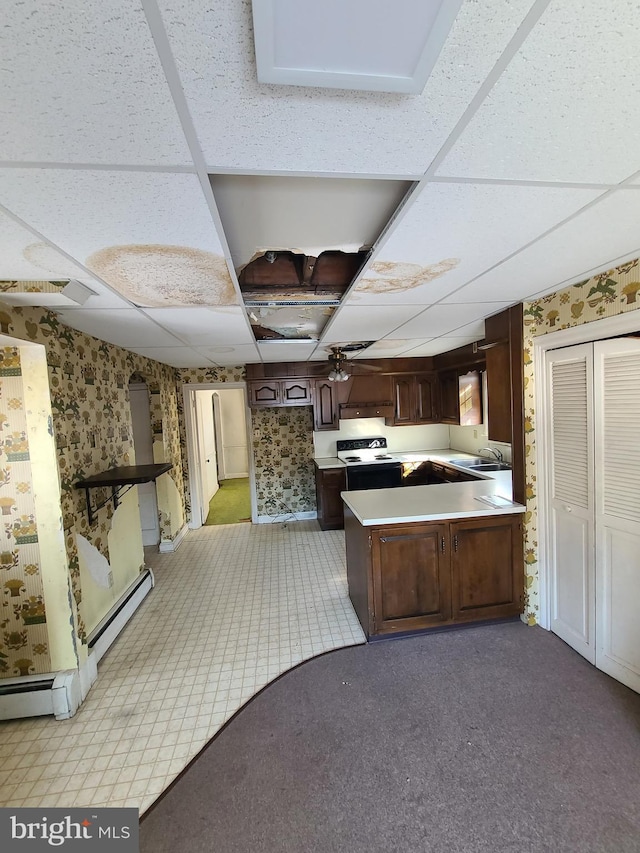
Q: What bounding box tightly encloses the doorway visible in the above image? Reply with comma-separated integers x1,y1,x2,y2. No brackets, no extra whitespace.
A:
129,376,160,546
184,383,255,528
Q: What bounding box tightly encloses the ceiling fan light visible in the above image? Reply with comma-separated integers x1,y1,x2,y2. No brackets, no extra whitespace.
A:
330,368,349,382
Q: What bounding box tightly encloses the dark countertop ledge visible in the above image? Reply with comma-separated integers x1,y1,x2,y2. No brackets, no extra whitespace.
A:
75,463,173,489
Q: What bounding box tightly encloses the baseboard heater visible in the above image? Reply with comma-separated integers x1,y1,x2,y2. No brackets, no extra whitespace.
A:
87,567,155,663
0,568,154,721
0,671,83,721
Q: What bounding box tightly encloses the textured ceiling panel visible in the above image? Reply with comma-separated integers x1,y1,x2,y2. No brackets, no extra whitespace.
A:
347,182,601,305
142,307,254,346
158,0,534,173
0,209,87,279
256,342,319,362
451,190,640,302
0,0,191,165
352,339,426,358
321,305,420,344
0,170,235,307
388,303,510,339
53,309,183,348
437,0,640,183
403,328,483,356
124,347,215,368
195,343,261,365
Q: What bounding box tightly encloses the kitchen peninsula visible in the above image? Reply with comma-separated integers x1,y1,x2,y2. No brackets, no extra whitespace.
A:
342,469,525,640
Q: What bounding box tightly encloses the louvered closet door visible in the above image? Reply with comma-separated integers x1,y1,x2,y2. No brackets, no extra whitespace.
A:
546,344,595,662
593,339,640,692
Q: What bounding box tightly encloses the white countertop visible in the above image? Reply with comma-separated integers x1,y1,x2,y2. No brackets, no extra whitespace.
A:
315,449,512,496
325,447,522,525
341,479,525,526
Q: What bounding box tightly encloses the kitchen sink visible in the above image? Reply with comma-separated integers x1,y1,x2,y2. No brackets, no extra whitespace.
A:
449,458,512,471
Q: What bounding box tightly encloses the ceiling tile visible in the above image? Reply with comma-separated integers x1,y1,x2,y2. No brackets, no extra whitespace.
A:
388,304,508,339
348,182,601,305
352,340,426,358
142,307,254,346
0,170,236,307
0,1,190,165
454,190,640,302
321,305,420,344
195,344,261,365
158,0,534,174
256,342,319,362
437,0,640,183
403,331,482,356
0,209,87,279
125,347,215,368
53,309,183,349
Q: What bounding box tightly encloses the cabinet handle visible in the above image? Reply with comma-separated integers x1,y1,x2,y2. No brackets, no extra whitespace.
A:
453,534,459,552
441,536,445,553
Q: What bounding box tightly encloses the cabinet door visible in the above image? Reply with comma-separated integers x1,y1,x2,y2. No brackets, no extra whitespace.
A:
439,370,459,423
415,374,439,423
248,381,281,407
312,380,339,430
314,466,346,530
486,342,512,442
392,376,415,425
371,523,451,634
458,371,483,426
450,516,523,622
281,379,311,406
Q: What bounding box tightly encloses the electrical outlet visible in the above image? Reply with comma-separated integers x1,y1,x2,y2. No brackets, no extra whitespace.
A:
107,570,114,588
473,429,478,439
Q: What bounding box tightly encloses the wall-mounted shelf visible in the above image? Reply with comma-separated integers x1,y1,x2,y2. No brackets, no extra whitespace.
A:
75,463,173,525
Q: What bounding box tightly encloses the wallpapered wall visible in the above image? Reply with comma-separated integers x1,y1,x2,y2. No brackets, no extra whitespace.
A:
0,347,49,676
522,257,640,625
177,369,316,518
0,298,187,678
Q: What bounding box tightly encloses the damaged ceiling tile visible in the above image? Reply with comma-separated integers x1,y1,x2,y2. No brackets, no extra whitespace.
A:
353,258,460,294
86,245,238,307
247,304,335,340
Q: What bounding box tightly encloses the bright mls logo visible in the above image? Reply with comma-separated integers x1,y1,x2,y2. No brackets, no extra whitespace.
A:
0,808,138,850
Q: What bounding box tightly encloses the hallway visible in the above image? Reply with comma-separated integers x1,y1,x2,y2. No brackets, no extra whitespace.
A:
0,522,365,813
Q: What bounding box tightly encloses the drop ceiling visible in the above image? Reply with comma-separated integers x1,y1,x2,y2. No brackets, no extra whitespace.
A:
1,0,639,368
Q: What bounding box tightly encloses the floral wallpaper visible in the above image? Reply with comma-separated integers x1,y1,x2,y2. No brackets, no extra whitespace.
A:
251,407,316,517
0,347,49,677
522,258,640,625
0,295,187,670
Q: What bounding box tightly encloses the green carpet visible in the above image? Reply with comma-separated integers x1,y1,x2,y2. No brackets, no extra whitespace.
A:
205,478,251,525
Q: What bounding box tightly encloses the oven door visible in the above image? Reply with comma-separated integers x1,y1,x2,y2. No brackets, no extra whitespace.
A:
345,462,403,491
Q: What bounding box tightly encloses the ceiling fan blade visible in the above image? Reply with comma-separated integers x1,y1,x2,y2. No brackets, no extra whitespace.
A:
352,361,383,372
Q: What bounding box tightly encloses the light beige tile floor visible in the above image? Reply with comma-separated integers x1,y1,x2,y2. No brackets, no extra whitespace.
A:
0,521,365,813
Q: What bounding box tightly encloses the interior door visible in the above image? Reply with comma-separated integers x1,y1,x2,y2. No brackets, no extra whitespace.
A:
546,344,596,662
593,339,640,692
195,393,218,524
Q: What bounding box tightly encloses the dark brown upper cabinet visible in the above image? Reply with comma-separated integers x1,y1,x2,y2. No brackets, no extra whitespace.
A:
389,373,439,426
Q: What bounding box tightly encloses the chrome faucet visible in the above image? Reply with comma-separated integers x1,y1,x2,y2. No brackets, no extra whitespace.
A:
479,446,503,462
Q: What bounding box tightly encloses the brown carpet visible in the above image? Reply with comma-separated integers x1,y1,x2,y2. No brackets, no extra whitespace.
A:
140,623,640,853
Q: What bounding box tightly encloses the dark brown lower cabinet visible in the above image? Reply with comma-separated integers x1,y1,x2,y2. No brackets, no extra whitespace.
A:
314,466,346,530
371,523,451,634
345,507,523,638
